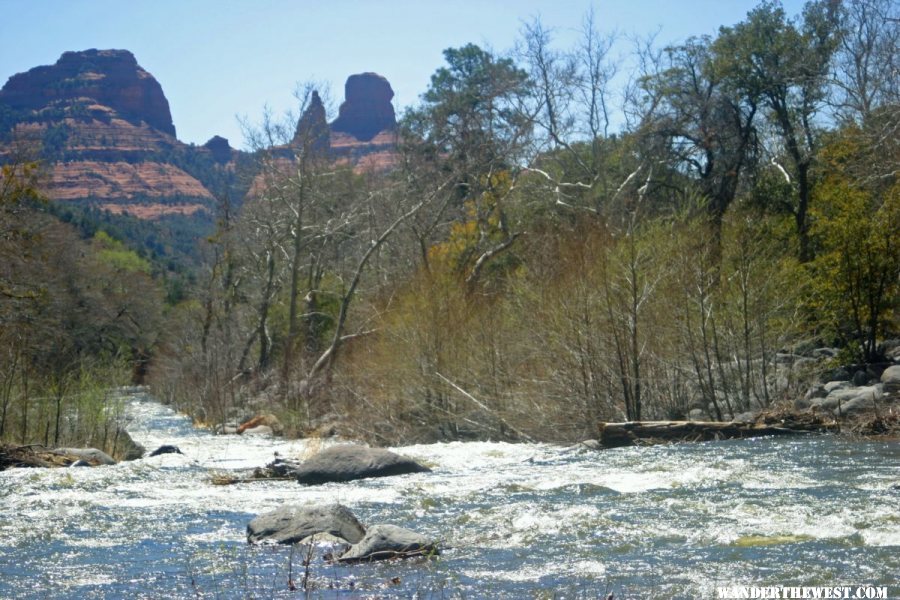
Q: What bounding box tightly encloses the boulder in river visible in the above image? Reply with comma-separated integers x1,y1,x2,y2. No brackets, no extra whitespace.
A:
291,444,431,485
112,427,146,461
338,524,440,563
246,503,366,545
148,445,183,457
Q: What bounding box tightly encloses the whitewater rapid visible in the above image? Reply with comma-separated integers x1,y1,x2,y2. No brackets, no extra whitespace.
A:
0,392,897,598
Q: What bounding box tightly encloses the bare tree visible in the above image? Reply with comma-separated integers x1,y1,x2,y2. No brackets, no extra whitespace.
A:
832,0,900,123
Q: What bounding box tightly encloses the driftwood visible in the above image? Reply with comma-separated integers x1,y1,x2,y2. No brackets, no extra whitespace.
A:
597,419,837,449
210,474,295,486
0,444,81,469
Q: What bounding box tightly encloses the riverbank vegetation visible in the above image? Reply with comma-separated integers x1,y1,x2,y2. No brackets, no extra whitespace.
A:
2,0,898,448
0,155,159,455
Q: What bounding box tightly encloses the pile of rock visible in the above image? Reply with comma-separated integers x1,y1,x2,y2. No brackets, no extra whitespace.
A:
797,364,900,417
246,503,439,563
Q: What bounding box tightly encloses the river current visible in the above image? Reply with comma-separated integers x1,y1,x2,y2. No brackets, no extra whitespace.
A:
0,392,897,598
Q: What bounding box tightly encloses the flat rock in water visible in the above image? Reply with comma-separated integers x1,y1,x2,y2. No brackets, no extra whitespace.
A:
338,524,439,563
246,503,366,545
577,439,602,451
292,445,431,485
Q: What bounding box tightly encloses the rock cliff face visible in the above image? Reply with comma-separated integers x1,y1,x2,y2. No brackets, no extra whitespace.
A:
284,73,400,172
0,49,176,137
330,73,396,142
293,90,330,156
1,52,402,222
203,135,233,164
0,49,222,219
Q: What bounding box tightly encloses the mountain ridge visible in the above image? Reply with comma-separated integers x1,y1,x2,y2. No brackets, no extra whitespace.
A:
0,49,400,219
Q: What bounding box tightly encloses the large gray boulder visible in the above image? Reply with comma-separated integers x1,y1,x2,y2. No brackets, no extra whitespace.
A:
810,384,887,416
881,365,900,395
338,524,439,563
292,445,431,485
112,427,146,461
824,381,852,393
246,503,366,545
839,394,880,416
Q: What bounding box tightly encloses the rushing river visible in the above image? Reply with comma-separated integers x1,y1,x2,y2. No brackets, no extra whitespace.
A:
1,392,897,599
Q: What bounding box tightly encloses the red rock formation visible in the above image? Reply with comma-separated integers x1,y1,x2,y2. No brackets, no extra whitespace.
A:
281,73,401,173
49,161,212,201
0,49,224,219
12,117,174,157
1,53,403,223
293,90,330,155
0,49,176,137
330,129,400,172
203,135,233,163
330,73,396,142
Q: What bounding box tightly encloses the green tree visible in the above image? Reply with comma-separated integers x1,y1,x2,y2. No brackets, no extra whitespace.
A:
638,36,759,240
808,129,899,362
713,0,840,261
403,44,532,288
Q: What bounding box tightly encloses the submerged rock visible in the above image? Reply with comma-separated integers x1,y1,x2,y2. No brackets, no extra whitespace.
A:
338,524,439,563
246,503,366,545
148,445,183,457
291,445,431,485
241,425,273,436
256,456,303,478
577,439,602,451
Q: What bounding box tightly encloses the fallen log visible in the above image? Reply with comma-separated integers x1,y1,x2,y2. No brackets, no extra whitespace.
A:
1,444,75,469
596,419,837,449
1,444,118,469
210,474,295,486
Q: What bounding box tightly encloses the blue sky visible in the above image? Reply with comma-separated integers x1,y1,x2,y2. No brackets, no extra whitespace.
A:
1,0,806,149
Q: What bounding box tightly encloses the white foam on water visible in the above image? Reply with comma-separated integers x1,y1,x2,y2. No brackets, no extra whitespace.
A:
2,394,897,599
